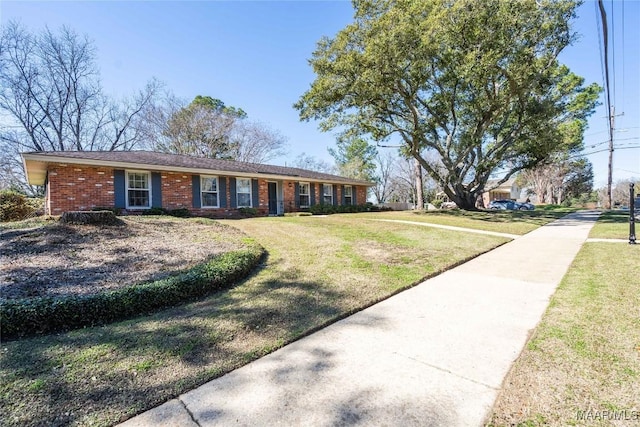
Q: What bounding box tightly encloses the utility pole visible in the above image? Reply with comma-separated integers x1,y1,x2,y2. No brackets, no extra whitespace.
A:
605,108,624,209
607,106,615,209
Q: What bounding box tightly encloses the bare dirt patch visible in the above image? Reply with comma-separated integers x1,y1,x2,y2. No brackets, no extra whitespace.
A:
0,217,245,300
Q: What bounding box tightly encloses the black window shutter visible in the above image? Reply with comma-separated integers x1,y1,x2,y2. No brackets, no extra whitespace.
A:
320,184,325,204
333,185,338,206
252,179,259,208
151,172,162,207
341,185,346,205
192,175,201,208
310,183,316,205
114,170,126,208
230,178,237,208
294,183,300,207
219,177,227,208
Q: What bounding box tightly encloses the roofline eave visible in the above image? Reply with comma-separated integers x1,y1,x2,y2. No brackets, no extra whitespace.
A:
21,153,374,187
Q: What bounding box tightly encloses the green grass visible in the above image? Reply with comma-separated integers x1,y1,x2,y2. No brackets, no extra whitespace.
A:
488,240,640,426
1,214,510,427
351,207,578,235
0,216,54,230
589,210,637,239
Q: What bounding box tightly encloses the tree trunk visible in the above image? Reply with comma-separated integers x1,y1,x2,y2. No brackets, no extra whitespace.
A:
445,187,479,211
60,210,121,226
414,158,424,210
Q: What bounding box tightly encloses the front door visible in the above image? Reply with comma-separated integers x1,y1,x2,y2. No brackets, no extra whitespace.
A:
268,182,277,215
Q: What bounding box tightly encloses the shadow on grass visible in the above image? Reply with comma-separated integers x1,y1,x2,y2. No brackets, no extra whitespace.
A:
596,210,633,224
410,208,576,226
0,255,368,427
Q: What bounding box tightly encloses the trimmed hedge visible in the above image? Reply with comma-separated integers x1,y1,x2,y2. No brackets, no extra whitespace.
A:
141,207,191,217
309,202,392,215
1,244,264,339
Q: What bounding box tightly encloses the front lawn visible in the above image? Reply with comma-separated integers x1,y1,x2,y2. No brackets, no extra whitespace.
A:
351,207,578,235
487,241,640,426
589,210,636,239
1,215,509,427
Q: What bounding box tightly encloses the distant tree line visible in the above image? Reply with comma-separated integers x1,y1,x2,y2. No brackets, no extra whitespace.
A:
0,22,286,194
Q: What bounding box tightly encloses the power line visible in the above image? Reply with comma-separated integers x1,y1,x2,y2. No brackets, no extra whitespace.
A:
621,0,625,114
597,0,615,209
578,145,640,158
610,0,616,108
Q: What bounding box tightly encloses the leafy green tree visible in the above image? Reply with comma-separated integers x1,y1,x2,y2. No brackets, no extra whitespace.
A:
563,157,593,202
158,96,245,159
191,95,247,119
151,95,285,162
520,154,593,204
296,0,600,209
328,137,377,181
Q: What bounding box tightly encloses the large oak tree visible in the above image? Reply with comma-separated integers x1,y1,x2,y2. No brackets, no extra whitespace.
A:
296,0,600,209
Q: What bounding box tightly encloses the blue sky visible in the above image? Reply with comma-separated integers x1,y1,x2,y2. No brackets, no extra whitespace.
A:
1,0,638,189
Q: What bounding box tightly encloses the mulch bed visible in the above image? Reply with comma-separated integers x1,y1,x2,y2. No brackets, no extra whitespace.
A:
0,217,243,301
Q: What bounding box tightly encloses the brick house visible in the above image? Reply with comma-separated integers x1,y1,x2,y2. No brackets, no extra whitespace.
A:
21,151,373,217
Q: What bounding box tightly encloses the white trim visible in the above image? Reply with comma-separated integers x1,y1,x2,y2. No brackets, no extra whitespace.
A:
344,185,353,205
299,181,311,208
200,175,219,208
126,170,152,209
236,177,252,208
323,183,333,205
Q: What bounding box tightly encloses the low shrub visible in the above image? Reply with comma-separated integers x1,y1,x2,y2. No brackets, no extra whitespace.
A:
0,243,264,339
0,191,42,222
140,207,191,217
92,206,123,215
238,207,258,216
142,206,167,216
168,208,191,218
309,202,391,215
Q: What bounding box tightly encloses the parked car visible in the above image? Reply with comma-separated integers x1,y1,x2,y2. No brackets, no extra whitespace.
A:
488,199,517,210
488,199,534,211
516,201,535,211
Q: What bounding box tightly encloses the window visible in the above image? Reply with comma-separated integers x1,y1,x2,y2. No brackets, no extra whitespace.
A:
237,178,252,207
201,176,219,208
323,184,333,205
127,171,150,208
344,185,353,205
299,182,310,208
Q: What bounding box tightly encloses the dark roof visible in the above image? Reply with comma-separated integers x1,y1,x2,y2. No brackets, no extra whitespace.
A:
22,150,373,186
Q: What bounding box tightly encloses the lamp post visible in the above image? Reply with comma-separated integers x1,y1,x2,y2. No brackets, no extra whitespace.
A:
630,183,636,245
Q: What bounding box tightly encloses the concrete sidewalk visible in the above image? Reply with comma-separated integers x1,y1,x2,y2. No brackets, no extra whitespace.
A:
120,211,600,427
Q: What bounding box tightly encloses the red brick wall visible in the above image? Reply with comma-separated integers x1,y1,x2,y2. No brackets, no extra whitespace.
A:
356,186,368,204
46,164,114,215
256,179,268,214
283,180,296,212
161,172,192,209
45,163,371,216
